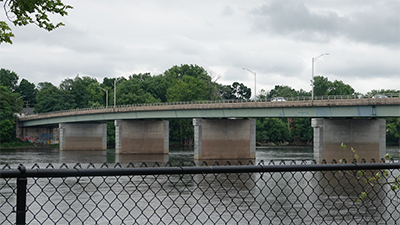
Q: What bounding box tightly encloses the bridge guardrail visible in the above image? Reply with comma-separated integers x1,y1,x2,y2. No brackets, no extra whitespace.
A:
19,93,400,118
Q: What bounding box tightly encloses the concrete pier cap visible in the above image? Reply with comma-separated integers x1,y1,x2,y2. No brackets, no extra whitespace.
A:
312,118,386,163
193,118,256,161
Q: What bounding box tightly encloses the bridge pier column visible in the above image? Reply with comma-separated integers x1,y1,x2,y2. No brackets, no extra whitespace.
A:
115,120,169,155
59,123,107,151
312,118,386,163
193,118,256,161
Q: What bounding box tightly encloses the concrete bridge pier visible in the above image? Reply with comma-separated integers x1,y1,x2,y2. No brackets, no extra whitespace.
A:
193,118,256,161
59,123,107,151
312,118,386,163
115,120,169,155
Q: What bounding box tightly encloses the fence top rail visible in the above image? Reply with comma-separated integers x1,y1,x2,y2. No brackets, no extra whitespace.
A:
0,162,398,178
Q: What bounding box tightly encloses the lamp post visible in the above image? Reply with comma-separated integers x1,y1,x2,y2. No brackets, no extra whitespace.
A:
114,77,122,108
242,68,256,101
98,87,108,108
311,53,329,100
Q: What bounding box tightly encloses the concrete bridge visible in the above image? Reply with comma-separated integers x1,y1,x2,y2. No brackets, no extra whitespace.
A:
17,96,400,163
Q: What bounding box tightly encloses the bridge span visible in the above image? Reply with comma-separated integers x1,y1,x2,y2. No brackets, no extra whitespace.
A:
17,97,400,163
18,97,400,127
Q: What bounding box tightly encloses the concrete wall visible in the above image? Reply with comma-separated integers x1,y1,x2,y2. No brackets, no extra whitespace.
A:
17,125,59,144
59,123,107,151
115,120,169,155
193,118,256,160
312,118,386,163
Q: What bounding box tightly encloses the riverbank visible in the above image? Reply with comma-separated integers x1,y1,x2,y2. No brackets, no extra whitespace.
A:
0,142,59,150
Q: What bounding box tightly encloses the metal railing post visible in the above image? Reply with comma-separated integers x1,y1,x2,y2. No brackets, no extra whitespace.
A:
16,165,27,225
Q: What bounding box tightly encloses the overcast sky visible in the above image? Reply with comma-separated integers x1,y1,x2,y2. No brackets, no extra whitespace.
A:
1,0,399,96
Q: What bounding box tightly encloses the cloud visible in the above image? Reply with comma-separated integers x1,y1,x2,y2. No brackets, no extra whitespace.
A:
0,0,398,96
251,1,399,48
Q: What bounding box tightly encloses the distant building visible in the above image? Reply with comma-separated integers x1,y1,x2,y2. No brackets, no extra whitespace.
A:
19,108,36,117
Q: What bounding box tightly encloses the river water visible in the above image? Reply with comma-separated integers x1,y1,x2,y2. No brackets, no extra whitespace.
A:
0,146,399,224
1,145,399,168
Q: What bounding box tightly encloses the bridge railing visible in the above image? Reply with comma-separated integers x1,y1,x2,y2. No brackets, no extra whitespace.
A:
0,160,398,224
21,93,400,118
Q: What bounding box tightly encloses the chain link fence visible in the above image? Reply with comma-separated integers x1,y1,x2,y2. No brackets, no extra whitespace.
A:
1,160,399,224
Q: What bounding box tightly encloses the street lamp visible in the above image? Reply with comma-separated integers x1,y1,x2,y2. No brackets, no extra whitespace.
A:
98,87,108,108
114,77,122,108
242,68,256,101
311,53,329,100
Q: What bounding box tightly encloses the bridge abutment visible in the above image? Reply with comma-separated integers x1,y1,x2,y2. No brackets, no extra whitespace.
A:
312,118,386,163
193,118,256,161
59,123,107,151
115,120,169,155
16,125,58,144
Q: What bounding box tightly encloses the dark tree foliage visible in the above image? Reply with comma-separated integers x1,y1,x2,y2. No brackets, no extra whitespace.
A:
17,78,36,107
218,82,251,100
1,0,73,44
141,74,168,102
35,85,71,113
268,85,298,98
313,76,330,96
0,85,23,143
0,68,19,91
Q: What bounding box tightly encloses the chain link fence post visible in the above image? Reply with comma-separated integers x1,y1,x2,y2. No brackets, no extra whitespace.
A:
16,165,27,225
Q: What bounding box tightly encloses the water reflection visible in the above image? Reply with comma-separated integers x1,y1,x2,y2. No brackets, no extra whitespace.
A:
1,145,398,167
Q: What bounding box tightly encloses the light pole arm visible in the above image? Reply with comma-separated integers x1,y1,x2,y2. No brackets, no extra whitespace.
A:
313,53,329,62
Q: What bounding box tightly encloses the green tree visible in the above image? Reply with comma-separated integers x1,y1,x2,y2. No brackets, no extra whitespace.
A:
0,68,19,91
16,78,36,107
167,75,209,102
35,84,72,113
1,0,73,44
290,118,313,144
164,64,218,101
328,80,355,95
86,82,107,107
37,82,54,90
58,75,100,109
102,77,116,89
140,74,168,102
256,118,292,144
386,118,400,145
231,82,252,100
313,76,331,96
0,85,23,143
218,82,252,100
116,77,159,105
367,89,400,97
268,85,297,98
218,84,234,99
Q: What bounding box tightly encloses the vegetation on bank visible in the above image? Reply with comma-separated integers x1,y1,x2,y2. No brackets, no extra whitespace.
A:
1,66,399,148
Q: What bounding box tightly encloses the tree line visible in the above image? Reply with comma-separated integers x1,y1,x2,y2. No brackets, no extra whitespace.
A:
1,65,399,147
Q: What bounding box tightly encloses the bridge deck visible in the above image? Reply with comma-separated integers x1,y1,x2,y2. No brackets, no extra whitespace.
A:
18,98,400,127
